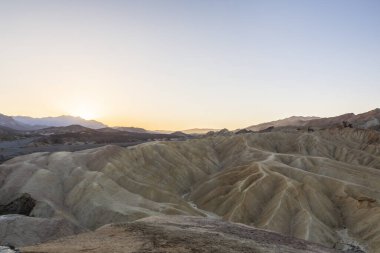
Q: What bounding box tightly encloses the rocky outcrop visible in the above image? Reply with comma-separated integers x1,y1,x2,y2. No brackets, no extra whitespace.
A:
0,245,19,253
0,215,81,247
235,128,254,134
205,128,233,136
0,193,36,216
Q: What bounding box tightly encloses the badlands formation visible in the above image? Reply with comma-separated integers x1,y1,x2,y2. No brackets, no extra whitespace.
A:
0,128,379,252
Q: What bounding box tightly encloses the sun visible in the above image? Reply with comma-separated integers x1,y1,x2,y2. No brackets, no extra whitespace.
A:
70,105,98,120
76,110,95,120
62,98,103,121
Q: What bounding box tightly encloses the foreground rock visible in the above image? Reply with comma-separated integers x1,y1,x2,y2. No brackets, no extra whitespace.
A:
0,215,81,247
22,216,341,253
0,246,19,253
0,193,35,216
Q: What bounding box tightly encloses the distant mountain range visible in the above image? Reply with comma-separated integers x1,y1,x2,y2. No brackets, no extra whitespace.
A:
1,108,380,134
303,108,380,129
246,116,320,131
13,115,107,129
181,128,221,134
0,114,33,130
245,108,380,131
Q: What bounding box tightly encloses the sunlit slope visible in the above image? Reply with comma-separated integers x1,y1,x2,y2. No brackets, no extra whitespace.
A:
0,128,379,251
191,129,380,251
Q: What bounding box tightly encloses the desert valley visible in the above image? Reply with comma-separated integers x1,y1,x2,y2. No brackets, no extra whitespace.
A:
1,109,380,253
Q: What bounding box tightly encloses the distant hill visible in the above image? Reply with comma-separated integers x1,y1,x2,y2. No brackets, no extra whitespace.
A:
0,125,24,140
97,127,122,133
34,125,97,135
245,109,380,131
0,113,34,130
181,128,221,134
154,130,174,134
170,131,191,137
246,116,319,131
153,128,221,135
0,125,18,135
13,115,107,129
115,126,150,133
304,108,380,129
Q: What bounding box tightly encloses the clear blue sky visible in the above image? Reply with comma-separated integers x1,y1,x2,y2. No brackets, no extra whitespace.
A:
0,0,379,129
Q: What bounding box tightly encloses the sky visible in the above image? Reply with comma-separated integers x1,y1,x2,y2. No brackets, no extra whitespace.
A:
1,0,379,130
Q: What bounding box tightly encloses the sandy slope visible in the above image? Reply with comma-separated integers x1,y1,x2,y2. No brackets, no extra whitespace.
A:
0,128,379,252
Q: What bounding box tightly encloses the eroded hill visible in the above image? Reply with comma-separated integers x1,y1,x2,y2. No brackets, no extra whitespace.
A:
0,128,379,252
